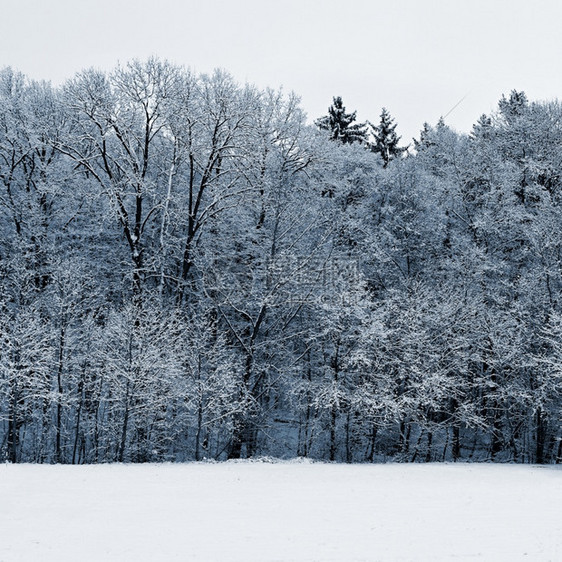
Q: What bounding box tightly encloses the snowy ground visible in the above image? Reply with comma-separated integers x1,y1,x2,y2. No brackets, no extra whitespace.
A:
0,461,560,561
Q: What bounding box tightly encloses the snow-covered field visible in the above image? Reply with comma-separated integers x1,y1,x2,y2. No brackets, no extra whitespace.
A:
0,461,560,561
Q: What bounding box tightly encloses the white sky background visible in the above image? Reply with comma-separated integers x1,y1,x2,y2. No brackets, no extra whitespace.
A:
2,0,562,142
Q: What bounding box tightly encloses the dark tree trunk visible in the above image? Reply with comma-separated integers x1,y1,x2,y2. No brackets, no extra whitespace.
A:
7,406,18,464
228,416,245,460
452,425,460,461
535,408,547,464
329,405,337,462
367,424,378,462
425,431,433,462
118,380,131,463
55,320,66,463
345,411,352,463
7,371,21,463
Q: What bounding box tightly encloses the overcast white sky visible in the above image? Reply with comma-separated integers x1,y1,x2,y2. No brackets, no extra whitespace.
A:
2,0,562,142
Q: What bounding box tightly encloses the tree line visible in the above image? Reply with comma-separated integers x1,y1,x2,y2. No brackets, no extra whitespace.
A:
0,60,561,463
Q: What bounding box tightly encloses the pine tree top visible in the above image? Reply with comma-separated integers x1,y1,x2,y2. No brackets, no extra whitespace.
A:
368,107,406,166
315,96,367,145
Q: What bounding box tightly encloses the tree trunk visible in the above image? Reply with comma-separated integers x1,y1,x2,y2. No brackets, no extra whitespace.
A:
55,320,66,463
7,398,18,463
345,411,352,463
195,395,204,461
329,405,337,462
452,424,460,461
118,380,130,463
425,431,433,462
329,346,340,462
228,415,245,460
535,407,547,464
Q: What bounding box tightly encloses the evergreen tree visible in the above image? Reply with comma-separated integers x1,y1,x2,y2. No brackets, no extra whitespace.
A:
368,107,406,167
315,96,367,144
498,90,529,124
412,122,435,153
470,114,494,140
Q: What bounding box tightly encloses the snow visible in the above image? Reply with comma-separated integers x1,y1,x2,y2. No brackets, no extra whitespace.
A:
0,461,560,561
